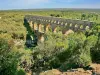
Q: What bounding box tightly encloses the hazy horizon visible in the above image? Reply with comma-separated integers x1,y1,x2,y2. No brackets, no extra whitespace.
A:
0,0,100,10
0,8,100,11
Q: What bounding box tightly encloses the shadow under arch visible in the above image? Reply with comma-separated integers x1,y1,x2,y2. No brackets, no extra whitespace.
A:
24,19,38,48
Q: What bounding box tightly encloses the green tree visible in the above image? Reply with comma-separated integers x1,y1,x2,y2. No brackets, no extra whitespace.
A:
0,38,20,75
59,33,96,70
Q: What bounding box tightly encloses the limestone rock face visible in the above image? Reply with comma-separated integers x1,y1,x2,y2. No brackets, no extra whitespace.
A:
39,68,92,75
40,69,62,75
90,64,100,74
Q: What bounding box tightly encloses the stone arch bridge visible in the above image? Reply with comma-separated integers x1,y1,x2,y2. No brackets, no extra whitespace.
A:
24,15,94,42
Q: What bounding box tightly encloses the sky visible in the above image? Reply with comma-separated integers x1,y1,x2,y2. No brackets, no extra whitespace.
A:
0,0,100,10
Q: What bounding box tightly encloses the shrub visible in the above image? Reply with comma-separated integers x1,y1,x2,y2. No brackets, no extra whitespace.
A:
91,34,100,63
16,69,26,75
59,33,92,70
0,38,20,75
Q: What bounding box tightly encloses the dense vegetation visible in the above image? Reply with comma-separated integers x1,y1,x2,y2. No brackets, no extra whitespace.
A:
0,9,100,75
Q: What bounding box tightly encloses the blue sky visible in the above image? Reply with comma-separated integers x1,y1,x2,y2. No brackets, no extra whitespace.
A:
0,0,100,10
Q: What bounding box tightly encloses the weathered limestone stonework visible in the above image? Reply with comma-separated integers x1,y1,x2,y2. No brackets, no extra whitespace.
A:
24,15,94,42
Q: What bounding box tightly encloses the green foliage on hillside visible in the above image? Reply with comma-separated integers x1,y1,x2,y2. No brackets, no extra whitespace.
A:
16,69,26,75
0,9,100,74
0,38,21,75
31,31,99,71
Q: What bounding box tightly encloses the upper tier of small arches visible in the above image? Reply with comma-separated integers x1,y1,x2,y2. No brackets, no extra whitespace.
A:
24,15,94,31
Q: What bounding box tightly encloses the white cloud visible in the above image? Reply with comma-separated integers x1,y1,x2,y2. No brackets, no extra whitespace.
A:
21,0,49,5
64,0,76,2
53,0,77,3
10,0,49,7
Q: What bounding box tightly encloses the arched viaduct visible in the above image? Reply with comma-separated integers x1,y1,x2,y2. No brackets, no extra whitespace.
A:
24,15,94,42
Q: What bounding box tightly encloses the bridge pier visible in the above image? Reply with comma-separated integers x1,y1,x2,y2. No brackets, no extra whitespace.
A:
33,23,38,31
39,33,44,42
29,21,33,28
38,24,42,32
45,24,50,32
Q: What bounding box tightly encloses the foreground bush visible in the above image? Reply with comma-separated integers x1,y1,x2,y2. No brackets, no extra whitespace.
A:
31,31,100,72
0,38,20,75
31,32,96,72
16,69,26,75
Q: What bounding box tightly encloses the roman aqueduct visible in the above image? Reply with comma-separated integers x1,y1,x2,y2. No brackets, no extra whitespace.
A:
24,15,94,42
